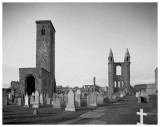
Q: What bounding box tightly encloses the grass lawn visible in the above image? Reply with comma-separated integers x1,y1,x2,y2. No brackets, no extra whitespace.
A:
3,104,96,124
3,95,157,124
96,95,157,124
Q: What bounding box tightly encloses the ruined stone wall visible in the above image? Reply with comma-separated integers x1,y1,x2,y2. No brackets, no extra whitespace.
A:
108,61,130,94
19,68,42,95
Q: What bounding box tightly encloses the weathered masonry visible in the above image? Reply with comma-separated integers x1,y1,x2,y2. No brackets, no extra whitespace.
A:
19,20,56,97
108,48,131,94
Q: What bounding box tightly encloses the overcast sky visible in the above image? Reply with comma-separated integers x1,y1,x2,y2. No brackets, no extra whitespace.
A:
3,3,157,88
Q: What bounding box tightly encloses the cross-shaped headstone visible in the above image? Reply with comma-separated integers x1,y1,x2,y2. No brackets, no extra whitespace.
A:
137,109,147,124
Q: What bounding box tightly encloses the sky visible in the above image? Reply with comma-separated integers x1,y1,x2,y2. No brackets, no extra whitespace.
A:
2,3,157,88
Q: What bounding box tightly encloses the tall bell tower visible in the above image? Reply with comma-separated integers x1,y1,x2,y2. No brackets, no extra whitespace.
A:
36,20,56,75
19,20,56,97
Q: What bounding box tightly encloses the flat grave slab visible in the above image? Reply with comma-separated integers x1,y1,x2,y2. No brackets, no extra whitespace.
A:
80,111,105,118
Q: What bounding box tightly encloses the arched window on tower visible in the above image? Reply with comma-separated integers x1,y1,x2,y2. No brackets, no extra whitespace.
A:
118,81,120,87
116,65,122,75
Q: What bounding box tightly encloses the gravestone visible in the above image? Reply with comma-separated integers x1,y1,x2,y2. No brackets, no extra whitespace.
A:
53,96,61,109
81,92,85,99
3,96,8,105
63,93,68,106
14,97,18,104
136,92,139,97
137,109,147,124
75,90,81,107
17,98,22,106
47,98,51,104
111,94,117,102
53,93,57,98
58,94,64,106
120,91,124,98
141,91,149,103
32,91,40,108
8,93,11,100
40,94,44,105
95,92,100,95
87,92,97,107
24,94,29,107
65,89,75,111
96,94,104,104
46,93,49,99
107,93,117,102
30,93,35,105
33,108,38,115
117,93,120,98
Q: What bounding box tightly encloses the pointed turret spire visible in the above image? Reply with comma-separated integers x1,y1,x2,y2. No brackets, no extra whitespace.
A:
108,48,114,63
124,48,130,62
109,48,113,57
93,76,96,86
125,48,130,56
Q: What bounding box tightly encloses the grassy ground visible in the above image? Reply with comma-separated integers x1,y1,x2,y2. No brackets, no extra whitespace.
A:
3,104,96,124
95,95,157,124
3,95,157,124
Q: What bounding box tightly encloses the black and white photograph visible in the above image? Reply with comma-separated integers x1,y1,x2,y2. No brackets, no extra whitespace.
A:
2,1,158,125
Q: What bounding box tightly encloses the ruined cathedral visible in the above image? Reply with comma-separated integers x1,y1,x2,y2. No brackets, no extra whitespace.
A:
17,20,132,97
19,20,56,97
108,48,132,94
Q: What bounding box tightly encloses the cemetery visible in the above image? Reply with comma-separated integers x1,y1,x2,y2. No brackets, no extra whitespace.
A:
2,19,158,125
3,90,157,124
2,5,158,124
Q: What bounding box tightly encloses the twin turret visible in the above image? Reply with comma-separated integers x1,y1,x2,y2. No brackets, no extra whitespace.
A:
108,48,130,63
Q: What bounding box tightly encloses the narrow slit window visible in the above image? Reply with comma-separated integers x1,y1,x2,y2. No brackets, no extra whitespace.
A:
41,29,45,36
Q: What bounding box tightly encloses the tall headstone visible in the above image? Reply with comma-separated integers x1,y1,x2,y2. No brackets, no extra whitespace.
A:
24,94,29,107
53,96,61,109
32,91,40,108
8,93,11,100
96,94,104,104
65,89,75,111
58,93,64,106
17,98,22,106
75,90,81,107
64,93,68,106
40,94,44,105
30,93,35,105
47,98,51,104
87,92,97,107
81,92,85,99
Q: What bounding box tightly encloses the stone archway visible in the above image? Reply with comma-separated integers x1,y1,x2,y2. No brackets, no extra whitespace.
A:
25,75,35,96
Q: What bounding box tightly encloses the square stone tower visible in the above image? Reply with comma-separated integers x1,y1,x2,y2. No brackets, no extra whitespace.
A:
36,20,55,74
19,20,56,97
